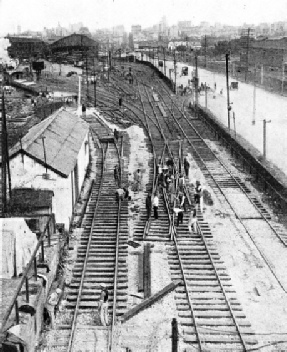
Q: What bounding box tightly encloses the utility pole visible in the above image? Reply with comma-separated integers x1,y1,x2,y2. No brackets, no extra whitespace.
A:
205,82,207,108
173,49,177,94
185,36,188,63
281,62,285,96
245,27,251,82
252,63,257,125
86,53,89,104
225,53,231,130
263,119,271,159
1,92,7,215
195,54,199,107
93,59,97,107
204,35,207,68
163,47,166,76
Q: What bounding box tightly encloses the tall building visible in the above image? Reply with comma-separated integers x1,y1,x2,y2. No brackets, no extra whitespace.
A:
131,25,141,36
178,21,192,30
17,25,21,34
69,22,84,33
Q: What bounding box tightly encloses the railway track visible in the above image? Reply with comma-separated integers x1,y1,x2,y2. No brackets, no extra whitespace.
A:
45,112,130,351
43,62,285,351
132,72,258,351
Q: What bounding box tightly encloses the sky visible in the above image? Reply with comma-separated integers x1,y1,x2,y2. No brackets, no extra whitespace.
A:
0,0,287,34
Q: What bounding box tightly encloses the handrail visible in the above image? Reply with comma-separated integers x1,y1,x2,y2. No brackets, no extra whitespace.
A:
0,214,55,333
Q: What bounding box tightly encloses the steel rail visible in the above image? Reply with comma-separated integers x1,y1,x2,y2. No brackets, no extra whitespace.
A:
137,76,204,348
110,138,123,352
156,79,287,247
138,71,247,351
67,143,107,352
154,82,287,294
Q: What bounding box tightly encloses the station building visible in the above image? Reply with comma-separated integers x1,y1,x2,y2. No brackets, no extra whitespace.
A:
7,108,90,230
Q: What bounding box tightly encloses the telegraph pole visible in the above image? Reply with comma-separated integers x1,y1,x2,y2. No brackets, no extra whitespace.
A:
163,47,166,76
252,63,257,125
173,49,177,94
86,53,89,104
205,82,207,108
93,58,97,107
281,62,285,96
195,54,199,107
263,119,271,159
225,53,231,130
204,35,207,68
1,92,8,214
245,28,251,82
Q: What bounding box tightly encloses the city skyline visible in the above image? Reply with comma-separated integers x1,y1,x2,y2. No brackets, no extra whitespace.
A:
1,0,287,35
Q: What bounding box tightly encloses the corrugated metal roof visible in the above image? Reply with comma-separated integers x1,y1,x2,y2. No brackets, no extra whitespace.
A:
9,108,89,177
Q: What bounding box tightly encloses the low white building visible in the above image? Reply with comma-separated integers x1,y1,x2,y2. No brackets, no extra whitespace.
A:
8,108,90,230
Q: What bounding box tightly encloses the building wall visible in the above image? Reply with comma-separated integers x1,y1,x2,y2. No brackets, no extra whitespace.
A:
10,154,73,229
9,131,89,229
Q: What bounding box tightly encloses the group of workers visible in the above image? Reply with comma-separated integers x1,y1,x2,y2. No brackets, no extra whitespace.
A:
146,156,203,235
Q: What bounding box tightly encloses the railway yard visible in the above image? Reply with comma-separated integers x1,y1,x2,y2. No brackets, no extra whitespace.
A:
3,60,287,352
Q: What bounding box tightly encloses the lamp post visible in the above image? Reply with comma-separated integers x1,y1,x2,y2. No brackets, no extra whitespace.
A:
263,119,271,159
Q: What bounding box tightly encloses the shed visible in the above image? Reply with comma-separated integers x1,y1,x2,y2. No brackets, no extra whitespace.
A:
6,108,90,229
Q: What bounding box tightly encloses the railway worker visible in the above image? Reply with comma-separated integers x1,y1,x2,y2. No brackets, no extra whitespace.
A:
114,129,119,143
195,180,203,212
183,158,190,178
177,191,186,212
166,158,174,174
165,173,172,192
123,187,131,201
98,283,109,326
173,206,184,227
146,193,152,219
153,192,159,220
114,165,119,185
134,168,142,192
169,176,176,205
178,174,185,192
188,208,197,234
46,288,62,329
82,104,86,117
116,187,124,201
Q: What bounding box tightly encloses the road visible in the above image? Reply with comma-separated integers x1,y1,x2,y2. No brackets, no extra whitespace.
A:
137,53,287,178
